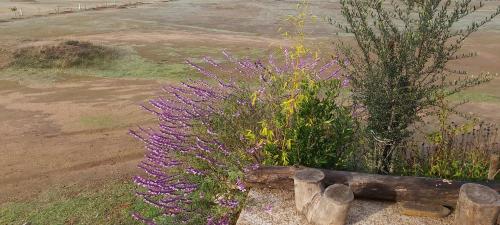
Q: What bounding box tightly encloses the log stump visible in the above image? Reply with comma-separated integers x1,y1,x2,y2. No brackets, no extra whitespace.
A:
293,168,325,213
455,183,499,225
308,184,354,225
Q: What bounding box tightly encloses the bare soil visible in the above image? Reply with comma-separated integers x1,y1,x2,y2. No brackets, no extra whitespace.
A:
0,77,160,203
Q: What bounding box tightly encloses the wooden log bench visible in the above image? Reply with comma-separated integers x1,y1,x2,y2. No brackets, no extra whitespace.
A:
245,166,500,208
293,168,354,225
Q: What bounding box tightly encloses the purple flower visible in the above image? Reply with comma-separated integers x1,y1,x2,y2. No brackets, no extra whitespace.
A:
236,178,246,192
131,213,157,225
215,197,239,209
207,215,230,225
342,78,350,87
243,163,260,173
264,204,273,213
186,167,205,176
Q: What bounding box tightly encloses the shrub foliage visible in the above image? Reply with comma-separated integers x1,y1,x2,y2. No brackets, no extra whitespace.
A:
331,0,500,173
130,43,357,223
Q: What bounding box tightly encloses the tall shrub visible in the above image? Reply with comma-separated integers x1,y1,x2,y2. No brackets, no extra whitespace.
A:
130,49,353,224
239,54,357,169
331,0,500,173
248,0,358,168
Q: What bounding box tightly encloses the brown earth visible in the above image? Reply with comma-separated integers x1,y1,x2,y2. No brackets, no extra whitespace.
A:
0,77,160,203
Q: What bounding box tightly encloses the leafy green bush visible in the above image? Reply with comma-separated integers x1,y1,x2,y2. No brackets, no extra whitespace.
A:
292,80,357,168
332,0,500,173
277,79,357,169
207,55,358,170
399,122,497,181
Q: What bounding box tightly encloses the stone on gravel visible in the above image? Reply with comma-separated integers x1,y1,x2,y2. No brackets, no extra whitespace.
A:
399,202,451,218
237,188,455,225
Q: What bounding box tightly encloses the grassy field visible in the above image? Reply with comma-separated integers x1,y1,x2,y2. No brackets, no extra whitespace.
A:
0,180,144,225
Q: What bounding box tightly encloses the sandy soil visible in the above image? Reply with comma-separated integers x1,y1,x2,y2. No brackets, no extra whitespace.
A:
0,0,499,205
0,77,160,203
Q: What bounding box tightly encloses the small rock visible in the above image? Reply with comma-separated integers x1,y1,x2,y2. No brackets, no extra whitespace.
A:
400,202,451,218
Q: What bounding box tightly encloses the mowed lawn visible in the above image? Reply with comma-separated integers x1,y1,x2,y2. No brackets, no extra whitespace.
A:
0,181,144,225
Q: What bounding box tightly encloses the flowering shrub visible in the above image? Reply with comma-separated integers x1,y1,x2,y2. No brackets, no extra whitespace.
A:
129,53,250,224
129,46,357,224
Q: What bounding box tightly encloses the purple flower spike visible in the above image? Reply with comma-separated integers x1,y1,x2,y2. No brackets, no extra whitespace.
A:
131,213,157,225
342,78,350,87
130,49,346,224
236,178,246,192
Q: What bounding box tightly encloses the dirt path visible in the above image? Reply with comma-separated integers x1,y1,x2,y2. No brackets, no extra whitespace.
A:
0,77,160,203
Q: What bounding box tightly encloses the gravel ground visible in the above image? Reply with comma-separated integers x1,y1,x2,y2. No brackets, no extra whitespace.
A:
236,188,454,225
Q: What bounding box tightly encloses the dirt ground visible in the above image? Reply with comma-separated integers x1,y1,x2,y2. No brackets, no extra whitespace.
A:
0,77,160,203
0,0,500,205
0,0,148,22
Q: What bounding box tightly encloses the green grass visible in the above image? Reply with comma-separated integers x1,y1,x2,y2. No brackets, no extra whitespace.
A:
0,181,154,225
79,114,122,129
448,91,500,103
95,55,191,79
0,54,195,84
0,42,270,84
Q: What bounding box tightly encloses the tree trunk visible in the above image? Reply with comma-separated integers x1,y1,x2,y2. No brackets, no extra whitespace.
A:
454,183,499,225
309,184,354,225
245,166,500,207
380,143,392,174
293,168,325,213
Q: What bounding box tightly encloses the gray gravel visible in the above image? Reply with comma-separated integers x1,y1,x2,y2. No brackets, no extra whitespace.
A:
237,188,454,225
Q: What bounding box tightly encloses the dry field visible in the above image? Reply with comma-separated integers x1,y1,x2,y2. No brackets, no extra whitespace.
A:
0,0,499,223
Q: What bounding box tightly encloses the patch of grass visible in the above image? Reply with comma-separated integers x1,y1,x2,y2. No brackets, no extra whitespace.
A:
0,53,195,83
136,45,221,63
79,115,122,129
448,91,500,103
11,40,118,69
93,55,192,80
0,67,64,84
0,43,268,83
135,44,267,63
0,181,154,225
